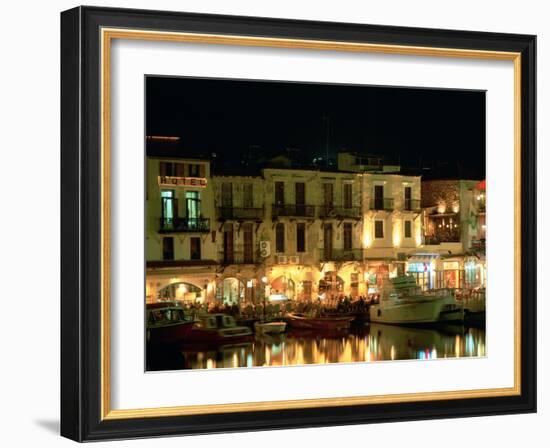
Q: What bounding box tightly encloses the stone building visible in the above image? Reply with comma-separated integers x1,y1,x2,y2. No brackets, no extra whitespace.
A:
415,179,486,290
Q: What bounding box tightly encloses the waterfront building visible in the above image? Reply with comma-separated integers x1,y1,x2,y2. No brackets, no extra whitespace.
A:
145,156,217,303
413,179,487,289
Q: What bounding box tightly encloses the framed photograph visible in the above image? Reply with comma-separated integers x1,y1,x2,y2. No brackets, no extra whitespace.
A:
60,6,536,441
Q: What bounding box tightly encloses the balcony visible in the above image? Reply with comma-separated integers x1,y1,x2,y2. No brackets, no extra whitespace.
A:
217,206,264,221
320,248,364,262
159,217,210,233
272,204,315,219
403,199,421,212
369,198,394,211
219,246,258,265
318,206,361,220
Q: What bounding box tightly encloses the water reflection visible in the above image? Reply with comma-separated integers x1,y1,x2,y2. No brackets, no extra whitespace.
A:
146,323,486,371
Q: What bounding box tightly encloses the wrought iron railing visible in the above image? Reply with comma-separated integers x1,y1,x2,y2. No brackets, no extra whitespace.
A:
369,198,394,211
318,206,361,219
403,199,421,211
272,204,316,218
159,217,210,233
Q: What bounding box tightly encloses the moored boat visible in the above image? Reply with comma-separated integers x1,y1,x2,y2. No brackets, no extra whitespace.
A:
146,302,196,345
369,276,451,324
286,312,354,331
254,321,287,334
186,314,253,343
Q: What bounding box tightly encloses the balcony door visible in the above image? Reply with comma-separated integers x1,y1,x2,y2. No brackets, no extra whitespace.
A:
274,182,284,205
161,190,176,228
243,183,253,208
185,191,200,229
221,183,233,207
323,183,333,214
323,223,333,259
243,223,254,263
295,182,305,215
374,185,384,210
223,223,234,263
404,186,412,210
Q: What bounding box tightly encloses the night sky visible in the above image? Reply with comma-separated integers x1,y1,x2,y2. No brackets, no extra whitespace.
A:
146,76,486,179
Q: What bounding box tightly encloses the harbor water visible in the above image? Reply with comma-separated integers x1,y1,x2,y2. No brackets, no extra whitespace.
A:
147,322,486,371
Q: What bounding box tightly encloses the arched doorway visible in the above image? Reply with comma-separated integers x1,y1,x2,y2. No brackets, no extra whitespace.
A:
270,276,295,300
158,282,202,302
216,277,245,305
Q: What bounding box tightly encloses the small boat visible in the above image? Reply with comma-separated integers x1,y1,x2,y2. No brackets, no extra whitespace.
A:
369,276,451,324
186,314,253,343
286,312,354,331
438,295,465,322
254,321,287,334
146,302,196,345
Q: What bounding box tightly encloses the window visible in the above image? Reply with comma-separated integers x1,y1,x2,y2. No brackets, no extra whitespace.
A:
296,223,306,253
404,186,412,210
295,182,305,205
322,183,334,208
404,220,412,238
243,183,253,208
161,190,176,222
190,237,201,260
162,237,174,260
343,222,352,250
343,183,353,209
374,220,384,239
223,223,234,263
374,185,384,209
188,164,200,177
275,223,285,253
221,182,233,207
323,224,333,253
274,181,285,205
185,191,200,219
243,223,254,263
159,161,175,176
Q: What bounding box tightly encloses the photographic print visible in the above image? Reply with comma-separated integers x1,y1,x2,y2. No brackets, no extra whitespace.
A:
61,7,536,440
145,77,487,371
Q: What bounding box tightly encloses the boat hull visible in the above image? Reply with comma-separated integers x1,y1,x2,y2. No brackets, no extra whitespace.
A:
286,313,354,331
369,298,445,324
185,326,253,344
147,321,195,345
254,321,287,334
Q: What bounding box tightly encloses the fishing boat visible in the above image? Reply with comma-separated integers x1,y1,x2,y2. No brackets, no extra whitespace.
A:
369,276,452,324
286,312,354,331
146,302,196,345
254,321,287,334
185,314,253,343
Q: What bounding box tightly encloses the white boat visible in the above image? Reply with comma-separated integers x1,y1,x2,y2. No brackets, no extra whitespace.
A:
254,321,287,334
369,276,452,324
438,295,465,322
